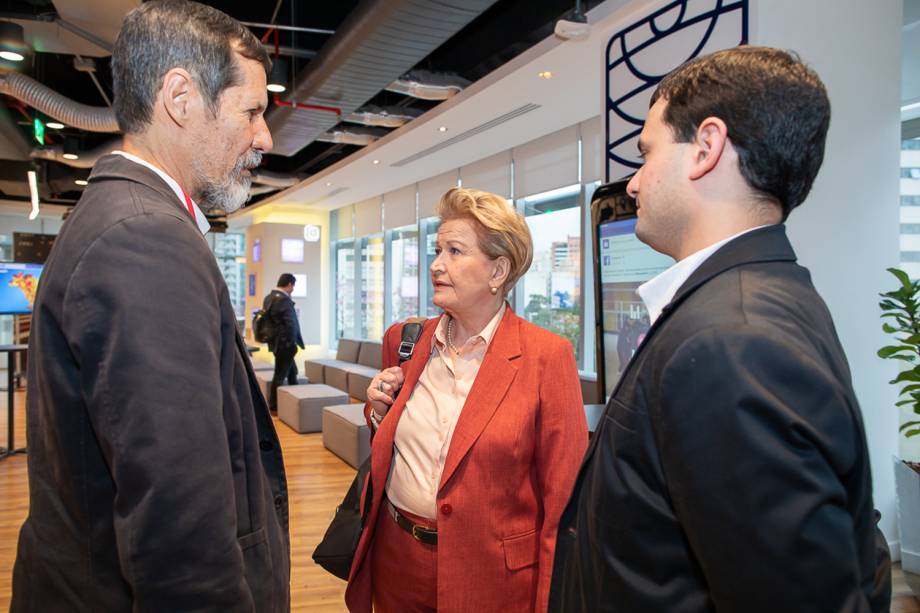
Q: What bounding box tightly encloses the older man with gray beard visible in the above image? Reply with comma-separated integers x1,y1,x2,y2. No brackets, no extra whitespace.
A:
11,2,290,612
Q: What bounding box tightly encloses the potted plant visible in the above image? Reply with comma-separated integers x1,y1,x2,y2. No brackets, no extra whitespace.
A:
878,267,920,597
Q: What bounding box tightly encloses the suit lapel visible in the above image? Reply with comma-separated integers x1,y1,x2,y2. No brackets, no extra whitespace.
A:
439,306,521,491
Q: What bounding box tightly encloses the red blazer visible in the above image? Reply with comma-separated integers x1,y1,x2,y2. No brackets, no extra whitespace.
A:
345,306,588,613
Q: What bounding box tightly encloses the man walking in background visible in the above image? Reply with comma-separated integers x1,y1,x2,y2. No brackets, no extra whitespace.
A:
264,273,305,412
12,2,290,611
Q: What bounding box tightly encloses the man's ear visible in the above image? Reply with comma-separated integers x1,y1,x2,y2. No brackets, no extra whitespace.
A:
688,116,728,181
160,68,196,128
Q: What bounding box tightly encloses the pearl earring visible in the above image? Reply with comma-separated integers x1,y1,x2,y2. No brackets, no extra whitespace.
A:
490,286,498,295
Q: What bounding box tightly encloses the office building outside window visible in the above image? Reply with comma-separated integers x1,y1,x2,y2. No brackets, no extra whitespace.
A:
335,240,356,339
422,218,442,318
360,235,385,340
901,137,920,278
389,225,419,325
518,185,582,361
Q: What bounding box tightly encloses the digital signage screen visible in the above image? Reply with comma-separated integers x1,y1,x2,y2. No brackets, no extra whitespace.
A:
0,262,43,315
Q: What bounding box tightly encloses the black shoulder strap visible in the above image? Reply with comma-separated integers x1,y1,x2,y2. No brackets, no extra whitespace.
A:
398,317,427,364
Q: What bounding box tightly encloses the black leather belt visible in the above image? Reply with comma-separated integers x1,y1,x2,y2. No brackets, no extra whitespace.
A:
386,500,438,545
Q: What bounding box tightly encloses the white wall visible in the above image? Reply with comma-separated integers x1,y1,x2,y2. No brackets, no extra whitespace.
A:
753,0,903,546
0,213,64,239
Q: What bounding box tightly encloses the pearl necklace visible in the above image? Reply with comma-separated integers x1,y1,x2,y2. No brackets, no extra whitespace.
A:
446,317,461,354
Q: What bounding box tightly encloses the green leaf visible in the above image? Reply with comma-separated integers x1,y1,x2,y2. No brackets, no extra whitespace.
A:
891,370,920,384
889,355,917,362
889,267,913,288
898,384,920,395
879,345,915,358
883,323,906,333
906,429,920,438
896,399,915,407
900,420,920,430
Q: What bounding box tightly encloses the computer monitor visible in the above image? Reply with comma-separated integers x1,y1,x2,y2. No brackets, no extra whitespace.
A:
0,262,44,315
592,179,673,400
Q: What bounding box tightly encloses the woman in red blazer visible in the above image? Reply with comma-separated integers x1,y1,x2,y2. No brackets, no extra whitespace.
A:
345,187,588,613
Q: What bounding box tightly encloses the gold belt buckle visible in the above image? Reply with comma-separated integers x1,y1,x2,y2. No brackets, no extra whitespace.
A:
411,524,425,541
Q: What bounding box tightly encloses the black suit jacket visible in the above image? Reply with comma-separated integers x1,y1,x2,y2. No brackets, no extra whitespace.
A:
549,225,887,613
264,289,304,353
12,154,291,613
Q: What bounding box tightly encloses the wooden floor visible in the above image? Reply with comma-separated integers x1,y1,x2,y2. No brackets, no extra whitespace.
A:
0,389,919,611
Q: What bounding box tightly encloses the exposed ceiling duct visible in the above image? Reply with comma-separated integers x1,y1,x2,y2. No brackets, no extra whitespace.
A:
345,105,423,128
265,0,499,157
385,70,470,101
249,170,299,188
316,125,389,147
0,72,119,133
31,138,121,168
31,139,299,188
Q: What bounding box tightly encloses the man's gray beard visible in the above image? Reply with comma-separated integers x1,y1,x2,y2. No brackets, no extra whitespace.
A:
195,150,262,214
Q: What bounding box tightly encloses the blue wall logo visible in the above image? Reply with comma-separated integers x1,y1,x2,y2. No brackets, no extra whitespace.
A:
605,0,748,181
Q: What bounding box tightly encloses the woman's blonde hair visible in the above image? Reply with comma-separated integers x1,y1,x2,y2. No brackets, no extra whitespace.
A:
436,187,533,292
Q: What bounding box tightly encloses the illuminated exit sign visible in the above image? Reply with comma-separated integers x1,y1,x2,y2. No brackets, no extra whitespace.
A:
32,117,44,145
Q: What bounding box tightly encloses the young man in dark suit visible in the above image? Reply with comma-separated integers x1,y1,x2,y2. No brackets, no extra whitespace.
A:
12,2,289,611
264,273,305,412
549,46,889,612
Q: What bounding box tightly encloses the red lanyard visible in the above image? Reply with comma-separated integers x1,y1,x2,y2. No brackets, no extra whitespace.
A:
180,189,197,222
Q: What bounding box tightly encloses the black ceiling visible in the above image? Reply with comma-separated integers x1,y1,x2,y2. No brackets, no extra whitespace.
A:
0,0,603,209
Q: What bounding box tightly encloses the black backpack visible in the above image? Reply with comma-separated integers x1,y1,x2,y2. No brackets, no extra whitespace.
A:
252,292,281,343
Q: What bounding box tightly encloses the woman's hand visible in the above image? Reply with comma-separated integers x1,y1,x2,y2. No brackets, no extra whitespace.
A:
367,366,405,418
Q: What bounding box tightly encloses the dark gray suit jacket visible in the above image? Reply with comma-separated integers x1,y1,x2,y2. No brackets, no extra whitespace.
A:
549,225,887,612
12,154,291,612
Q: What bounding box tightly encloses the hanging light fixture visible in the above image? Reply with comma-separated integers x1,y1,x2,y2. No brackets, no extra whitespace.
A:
267,56,288,93
0,22,28,63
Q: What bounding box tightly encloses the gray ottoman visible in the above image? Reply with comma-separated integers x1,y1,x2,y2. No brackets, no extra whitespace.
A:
278,384,349,433
322,404,371,468
254,370,309,403
250,358,275,372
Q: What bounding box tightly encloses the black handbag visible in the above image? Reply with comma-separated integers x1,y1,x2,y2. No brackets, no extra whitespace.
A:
311,319,426,579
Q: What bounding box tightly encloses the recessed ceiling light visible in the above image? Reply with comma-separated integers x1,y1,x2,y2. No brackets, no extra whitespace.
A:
325,181,333,187
539,71,553,79
46,122,65,130
74,179,88,186
438,126,448,132
372,159,380,165
62,153,79,160
266,83,286,93
0,50,24,62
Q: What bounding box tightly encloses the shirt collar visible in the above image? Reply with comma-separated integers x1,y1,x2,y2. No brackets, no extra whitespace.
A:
434,303,506,351
637,225,770,325
111,150,210,236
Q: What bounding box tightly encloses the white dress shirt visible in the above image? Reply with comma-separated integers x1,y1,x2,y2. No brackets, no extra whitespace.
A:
637,225,770,325
385,305,505,519
111,150,210,236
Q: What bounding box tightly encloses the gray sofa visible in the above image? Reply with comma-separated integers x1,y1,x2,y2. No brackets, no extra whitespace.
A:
303,339,382,402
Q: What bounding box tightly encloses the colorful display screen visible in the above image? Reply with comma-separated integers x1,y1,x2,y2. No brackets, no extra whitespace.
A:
597,218,673,397
0,262,44,314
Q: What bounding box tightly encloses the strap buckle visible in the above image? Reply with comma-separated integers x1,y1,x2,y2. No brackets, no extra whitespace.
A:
397,341,415,362
411,525,425,542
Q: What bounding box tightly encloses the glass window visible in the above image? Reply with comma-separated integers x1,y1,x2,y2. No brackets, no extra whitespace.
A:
421,217,442,318
335,240,356,339
517,185,582,361
207,232,245,319
360,235,385,340
388,225,419,325
901,138,920,279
